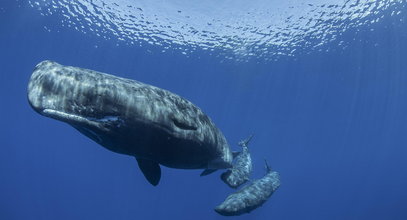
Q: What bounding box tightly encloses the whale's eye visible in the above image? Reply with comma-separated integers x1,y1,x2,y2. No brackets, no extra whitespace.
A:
172,117,197,130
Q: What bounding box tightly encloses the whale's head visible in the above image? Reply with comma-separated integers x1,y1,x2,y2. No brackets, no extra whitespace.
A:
27,61,126,147
28,60,232,170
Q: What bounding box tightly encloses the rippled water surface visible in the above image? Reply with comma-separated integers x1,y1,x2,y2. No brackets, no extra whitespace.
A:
27,0,405,62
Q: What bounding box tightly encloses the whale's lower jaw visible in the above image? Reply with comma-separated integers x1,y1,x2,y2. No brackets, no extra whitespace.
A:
42,109,99,127
41,109,123,131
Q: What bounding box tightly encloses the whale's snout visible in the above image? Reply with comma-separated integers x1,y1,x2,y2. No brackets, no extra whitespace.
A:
27,60,57,114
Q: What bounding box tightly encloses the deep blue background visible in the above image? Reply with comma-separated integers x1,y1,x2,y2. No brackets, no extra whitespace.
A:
1,1,407,219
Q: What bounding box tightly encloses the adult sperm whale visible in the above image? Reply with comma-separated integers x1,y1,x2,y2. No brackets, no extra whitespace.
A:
27,60,233,186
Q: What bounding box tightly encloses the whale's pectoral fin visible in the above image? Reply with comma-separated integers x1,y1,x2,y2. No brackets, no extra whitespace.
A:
200,169,217,176
136,158,161,186
232,151,241,159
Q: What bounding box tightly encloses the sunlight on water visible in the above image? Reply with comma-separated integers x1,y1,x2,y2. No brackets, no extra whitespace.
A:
26,0,405,62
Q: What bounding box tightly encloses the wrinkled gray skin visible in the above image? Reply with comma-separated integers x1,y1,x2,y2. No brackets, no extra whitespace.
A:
27,60,233,186
215,161,280,216
221,135,253,188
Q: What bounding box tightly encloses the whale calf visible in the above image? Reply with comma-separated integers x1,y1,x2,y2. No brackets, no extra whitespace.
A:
215,160,280,216
221,134,253,188
27,60,233,186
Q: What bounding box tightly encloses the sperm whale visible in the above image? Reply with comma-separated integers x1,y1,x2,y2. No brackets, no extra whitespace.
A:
27,60,233,186
221,134,253,188
215,160,280,216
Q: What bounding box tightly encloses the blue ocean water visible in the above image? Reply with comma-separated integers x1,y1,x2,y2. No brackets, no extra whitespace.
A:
1,0,407,219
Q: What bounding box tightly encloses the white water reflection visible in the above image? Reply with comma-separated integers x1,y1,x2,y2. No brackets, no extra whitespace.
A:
27,0,405,62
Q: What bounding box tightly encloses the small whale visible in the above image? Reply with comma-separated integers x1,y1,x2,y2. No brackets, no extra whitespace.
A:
27,60,233,186
220,134,253,188
214,160,280,216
